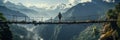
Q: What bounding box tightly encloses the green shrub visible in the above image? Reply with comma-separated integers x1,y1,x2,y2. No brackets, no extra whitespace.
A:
0,12,6,21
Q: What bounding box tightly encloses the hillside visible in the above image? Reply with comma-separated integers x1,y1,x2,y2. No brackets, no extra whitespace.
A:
35,0,118,40
99,3,120,40
0,0,120,40
4,1,39,17
0,12,12,40
0,6,27,20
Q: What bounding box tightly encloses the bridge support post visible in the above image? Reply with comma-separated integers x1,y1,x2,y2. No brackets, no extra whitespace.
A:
12,15,17,22
41,17,43,22
51,17,52,22
25,16,27,22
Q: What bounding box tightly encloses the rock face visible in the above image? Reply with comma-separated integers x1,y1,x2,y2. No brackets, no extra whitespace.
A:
35,1,118,40
99,3,120,40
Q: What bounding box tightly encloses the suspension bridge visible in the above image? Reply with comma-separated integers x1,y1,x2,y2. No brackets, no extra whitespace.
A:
0,14,117,24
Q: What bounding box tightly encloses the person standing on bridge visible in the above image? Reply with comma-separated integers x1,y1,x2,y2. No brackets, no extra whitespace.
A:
58,12,62,22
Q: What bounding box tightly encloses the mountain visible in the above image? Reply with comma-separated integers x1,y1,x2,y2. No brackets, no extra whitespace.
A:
34,0,119,40
0,0,4,6
0,1,28,19
29,6,54,18
73,24,102,40
0,12,12,40
29,3,70,19
0,1,35,40
1,0,120,40
0,5,40,40
9,24,41,40
0,6,28,20
3,1,69,20
4,1,39,18
99,3,120,40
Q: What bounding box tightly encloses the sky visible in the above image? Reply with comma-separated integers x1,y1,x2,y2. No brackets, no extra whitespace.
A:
7,0,68,7
4,0,115,9
2,0,114,21
6,0,92,8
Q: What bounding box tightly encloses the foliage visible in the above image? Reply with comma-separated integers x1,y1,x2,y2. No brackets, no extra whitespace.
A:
0,12,13,40
115,3,120,12
0,12,5,23
99,3,120,40
0,12,6,21
106,3,120,28
117,14,120,28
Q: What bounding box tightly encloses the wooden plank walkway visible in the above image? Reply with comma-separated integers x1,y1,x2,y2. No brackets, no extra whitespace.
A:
0,20,117,24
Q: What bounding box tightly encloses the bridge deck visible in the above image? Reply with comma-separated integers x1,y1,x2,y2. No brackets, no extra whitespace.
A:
0,20,116,24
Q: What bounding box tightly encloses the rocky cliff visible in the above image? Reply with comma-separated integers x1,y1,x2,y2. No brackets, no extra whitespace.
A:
99,3,120,40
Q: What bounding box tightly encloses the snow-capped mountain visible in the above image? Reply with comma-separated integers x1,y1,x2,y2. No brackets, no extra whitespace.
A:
34,0,119,40
0,6,27,20
0,1,41,40
0,0,120,40
2,1,70,21
3,1,39,18
29,3,70,19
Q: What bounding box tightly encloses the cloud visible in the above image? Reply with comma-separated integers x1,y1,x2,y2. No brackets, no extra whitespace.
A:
69,0,76,4
33,3,57,10
34,3,52,8
6,0,92,10
3,0,7,3
68,0,92,6
79,0,92,3
49,0,92,10
22,0,53,10
68,0,92,3
103,0,115,2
